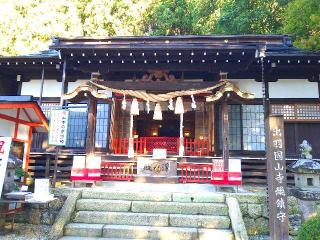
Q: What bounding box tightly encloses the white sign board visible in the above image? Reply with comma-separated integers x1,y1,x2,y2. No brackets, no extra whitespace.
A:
152,149,167,159
0,137,12,196
48,109,69,146
34,178,50,199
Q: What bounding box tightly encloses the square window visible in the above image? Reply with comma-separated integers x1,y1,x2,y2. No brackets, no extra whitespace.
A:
307,178,314,186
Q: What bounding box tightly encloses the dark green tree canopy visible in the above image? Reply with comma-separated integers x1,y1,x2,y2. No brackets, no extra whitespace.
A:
0,0,319,56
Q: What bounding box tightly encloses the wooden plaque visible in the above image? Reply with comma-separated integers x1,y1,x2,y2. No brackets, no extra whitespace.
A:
266,115,289,240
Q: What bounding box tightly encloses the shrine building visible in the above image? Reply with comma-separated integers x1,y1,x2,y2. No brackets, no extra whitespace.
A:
0,35,320,184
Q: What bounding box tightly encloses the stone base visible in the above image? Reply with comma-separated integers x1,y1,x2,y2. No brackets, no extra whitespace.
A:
134,175,179,184
290,188,320,201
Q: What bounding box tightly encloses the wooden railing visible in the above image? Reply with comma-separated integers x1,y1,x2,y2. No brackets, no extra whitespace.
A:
101,161,135,181
178,163,213,183
184,138,209,156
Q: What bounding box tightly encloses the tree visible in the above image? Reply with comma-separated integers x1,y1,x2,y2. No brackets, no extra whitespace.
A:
0,0,82,56
81,0,150,37
214,0,289,34
143,0,196,35
282,0,320,51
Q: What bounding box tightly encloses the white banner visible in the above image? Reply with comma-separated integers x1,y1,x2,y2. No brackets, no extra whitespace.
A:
48,109,69,146
0,137,12,196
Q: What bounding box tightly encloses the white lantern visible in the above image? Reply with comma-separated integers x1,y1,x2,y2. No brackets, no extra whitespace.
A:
153,103,162,120
168,98,174,111
130,98,139,115
121,94,127,110
191,94,196,109
174,97,184,114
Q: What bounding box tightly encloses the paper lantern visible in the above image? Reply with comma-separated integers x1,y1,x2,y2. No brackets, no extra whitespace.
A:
153,103,162,120
121,95,127,110
168,98,174,111
191,94,196,109
146,99,150,114
130,98,139,115
174,97,184,114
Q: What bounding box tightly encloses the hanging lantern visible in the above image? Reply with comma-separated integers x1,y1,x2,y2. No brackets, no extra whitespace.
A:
174,97,184,114
146,99,150,114
191,94,196,109
168,98,174,111
121,94,127,110
130,98,139,115
153,103,162,120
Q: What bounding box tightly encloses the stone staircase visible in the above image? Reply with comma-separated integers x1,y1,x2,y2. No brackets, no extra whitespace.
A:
59,189,234,240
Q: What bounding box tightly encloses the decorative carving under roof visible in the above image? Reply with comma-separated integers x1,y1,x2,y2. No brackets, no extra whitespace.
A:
206,81,254,102
140,71,177,82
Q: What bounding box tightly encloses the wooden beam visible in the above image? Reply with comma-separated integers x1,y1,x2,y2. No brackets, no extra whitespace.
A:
39,67,45,105
221,97,229,171
86,97,97,157
60,60,67,105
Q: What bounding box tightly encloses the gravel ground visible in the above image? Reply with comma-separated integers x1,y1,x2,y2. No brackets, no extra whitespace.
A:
0,223,51,240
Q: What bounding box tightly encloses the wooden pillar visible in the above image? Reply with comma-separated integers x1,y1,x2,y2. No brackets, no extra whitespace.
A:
221,97,229,171
60,60,67,106
39,67,45,105
207,103,214,154
179,113,184,157
86,96,97,159
52,60,67,187
128,114,134,158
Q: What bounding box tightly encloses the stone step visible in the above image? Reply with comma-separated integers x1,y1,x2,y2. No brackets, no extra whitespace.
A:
102,224,198,240
73,211,168,227
63,223,234,240
77,199,228,215
82,189,172,202
131,201,228,215
72,211,230,229
60,236,141,240
81,189,225,203
169,214,230,229
77,199,131,212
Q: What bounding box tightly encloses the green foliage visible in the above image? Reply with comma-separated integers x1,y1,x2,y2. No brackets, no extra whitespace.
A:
215,0,289,34
143,0,195,35
0,0,319,55
297,214,320,240
282,0,320,51
15,167,26,178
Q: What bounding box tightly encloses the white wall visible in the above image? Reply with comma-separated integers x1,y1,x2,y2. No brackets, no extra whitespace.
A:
229,79,262,98
67,80,88,93
17,124,30,141
269,79,319,98
0,119,15,137
21,79,61,97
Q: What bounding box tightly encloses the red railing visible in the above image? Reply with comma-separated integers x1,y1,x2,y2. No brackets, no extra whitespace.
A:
178,163,213,183
141,137,179,154
184,138,209,156
113,137,209,156
113,138,146,155
101,162,135,181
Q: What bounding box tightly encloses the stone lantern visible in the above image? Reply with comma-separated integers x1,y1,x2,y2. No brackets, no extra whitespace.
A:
288,140,320,189
2,154,23,195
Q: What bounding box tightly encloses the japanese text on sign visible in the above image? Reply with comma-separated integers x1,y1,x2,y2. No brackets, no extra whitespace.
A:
267,116,289,240
48,110,69,146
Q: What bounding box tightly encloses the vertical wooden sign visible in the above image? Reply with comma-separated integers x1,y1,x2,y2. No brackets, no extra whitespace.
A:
266,115,289,240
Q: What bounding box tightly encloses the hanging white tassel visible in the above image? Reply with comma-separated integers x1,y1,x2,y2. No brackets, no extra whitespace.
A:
121,94,127,110
153,103,162,120
168,98,174,111
146,99,150,114
191,94,196,109
130,98,139,115
174,97,184,114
